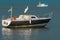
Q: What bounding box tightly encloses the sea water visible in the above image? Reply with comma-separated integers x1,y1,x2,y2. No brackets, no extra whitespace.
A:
0,0,60,40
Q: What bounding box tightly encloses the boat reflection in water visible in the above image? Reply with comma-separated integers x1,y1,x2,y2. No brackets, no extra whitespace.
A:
2,26,49,40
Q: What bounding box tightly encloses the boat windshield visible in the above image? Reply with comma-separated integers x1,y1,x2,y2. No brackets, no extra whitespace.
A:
31,15,38,18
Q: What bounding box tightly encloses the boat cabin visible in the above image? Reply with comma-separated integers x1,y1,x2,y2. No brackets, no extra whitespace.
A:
17,15,38,21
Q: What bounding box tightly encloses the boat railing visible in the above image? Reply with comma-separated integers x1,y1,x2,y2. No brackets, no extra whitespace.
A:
39,12,53,18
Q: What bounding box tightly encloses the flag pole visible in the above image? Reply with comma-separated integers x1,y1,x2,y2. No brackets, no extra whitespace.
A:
8,6,13,18
11,6,12,18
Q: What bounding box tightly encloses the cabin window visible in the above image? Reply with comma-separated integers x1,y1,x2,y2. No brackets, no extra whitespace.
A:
31,17,36,18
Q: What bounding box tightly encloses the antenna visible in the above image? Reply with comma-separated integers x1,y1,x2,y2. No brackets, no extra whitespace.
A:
2,16,4,20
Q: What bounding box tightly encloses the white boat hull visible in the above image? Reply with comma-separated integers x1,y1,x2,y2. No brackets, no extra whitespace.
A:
2,18,50,28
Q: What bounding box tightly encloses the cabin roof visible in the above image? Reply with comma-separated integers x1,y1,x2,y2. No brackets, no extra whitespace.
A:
19,14,37,18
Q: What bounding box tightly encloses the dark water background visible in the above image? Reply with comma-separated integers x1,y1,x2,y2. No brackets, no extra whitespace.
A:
0,4,60,40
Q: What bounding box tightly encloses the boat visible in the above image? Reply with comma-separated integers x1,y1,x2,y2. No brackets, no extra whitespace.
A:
37,2,48,7
2,6,51,28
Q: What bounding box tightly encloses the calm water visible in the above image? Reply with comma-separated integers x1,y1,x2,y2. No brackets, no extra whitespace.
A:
0,5,60,40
